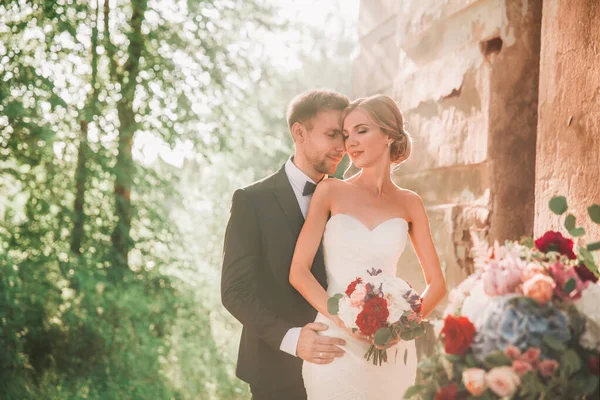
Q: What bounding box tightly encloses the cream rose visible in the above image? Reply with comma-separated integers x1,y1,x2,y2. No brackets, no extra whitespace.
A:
485,366,520,397
349,286,367,307
462,368,487,396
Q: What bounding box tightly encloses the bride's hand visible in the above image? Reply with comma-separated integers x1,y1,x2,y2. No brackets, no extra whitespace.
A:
350,330,372,344
330,316,372,344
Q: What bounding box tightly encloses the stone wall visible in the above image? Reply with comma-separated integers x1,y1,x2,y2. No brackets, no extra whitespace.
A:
535,0,600,239
353,0,541,310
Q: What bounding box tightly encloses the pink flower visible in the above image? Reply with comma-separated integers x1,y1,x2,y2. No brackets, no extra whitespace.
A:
349,286,367,307
538,359,559,377
549,262,588,301
512,360,534,376
485,366,521,397
523,274,555,304
482,269,503,296
505,266,523,289
462,368,487,396
521,347,541,364
482,265,521,296
504,345,522,360
483,268,509,296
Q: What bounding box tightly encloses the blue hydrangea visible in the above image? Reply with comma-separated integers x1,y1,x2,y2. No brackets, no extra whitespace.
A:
471,295,571,361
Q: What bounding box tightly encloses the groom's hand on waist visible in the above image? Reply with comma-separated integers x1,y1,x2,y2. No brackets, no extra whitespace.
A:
296,322,346,364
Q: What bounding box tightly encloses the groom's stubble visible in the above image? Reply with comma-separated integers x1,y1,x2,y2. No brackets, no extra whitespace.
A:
296,110,346,178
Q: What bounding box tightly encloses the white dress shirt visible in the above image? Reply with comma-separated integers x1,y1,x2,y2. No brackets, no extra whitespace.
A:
279,157,318,356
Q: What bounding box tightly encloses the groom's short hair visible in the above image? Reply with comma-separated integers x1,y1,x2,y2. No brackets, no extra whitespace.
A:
287,89,349,131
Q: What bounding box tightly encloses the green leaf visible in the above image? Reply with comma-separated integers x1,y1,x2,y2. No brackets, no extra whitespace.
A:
560,349,581,377
327,294,343,315
543,333,566,351
521,236,535,249
588,204,600,223
549,196,568,215
569,227,586,237
573,372,600,394
483,350,512,368
373,327,392,346
587,241,600,251
403,384,426,399
519,371,547,398
400,324,425,341
565,214,576,231
445,353,463,363
475,391,497,400
563,278,577,295
465,353,478,368
579,248,600,274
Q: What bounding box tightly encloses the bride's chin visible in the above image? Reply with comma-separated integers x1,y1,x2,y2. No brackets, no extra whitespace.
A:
350,159,365,168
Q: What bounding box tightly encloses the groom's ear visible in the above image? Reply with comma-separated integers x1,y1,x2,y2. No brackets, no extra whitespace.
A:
291,122,305,143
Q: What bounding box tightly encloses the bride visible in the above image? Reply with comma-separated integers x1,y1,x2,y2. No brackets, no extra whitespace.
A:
289,94,447,398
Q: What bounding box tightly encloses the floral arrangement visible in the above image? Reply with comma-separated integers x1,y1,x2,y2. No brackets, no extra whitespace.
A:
405,197,600,399
328,268,425,365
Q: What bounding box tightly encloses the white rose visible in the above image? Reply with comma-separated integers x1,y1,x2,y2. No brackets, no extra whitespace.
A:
580,320,600,351
387,295,411,323
576,283,600,325
338,296,360,329
461,281,491,327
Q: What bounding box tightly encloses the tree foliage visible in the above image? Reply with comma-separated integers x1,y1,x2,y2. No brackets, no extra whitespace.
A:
0,0,356,398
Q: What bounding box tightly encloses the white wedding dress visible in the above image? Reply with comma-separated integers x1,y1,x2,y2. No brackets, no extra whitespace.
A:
302,214,418,399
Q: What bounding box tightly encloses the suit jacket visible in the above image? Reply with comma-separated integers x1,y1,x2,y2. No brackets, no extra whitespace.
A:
221,164,327,391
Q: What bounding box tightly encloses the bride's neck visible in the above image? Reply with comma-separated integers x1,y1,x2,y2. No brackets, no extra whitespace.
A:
355,163,393,197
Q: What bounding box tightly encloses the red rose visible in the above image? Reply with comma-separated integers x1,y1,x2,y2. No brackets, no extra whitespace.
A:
589,355,600,376
355,296,389,335
575,263,599,283
435,383,466,400
440,315,476,355
345,277,363,296
534,231,576,260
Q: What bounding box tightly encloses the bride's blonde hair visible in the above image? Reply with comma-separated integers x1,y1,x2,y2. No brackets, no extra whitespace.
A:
342,94,412,165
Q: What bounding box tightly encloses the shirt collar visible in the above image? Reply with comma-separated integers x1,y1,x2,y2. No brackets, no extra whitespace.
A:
285,156,318,193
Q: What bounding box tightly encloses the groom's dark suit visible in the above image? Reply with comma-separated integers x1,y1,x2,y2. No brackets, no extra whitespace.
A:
221,164,327,398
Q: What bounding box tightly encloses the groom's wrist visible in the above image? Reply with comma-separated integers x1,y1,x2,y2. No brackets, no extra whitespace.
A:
279,327,302,356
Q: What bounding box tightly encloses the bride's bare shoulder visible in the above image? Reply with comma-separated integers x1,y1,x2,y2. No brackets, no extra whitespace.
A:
320,177,352,188
393,186,424,205
312,176,346,194
315,177,351,197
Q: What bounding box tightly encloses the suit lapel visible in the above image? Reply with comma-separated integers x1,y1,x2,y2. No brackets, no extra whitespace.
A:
271,163,327,287
272,165,305,237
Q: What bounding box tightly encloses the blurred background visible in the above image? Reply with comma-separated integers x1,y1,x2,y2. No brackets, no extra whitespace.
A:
0,0,357,398
1,0,598,398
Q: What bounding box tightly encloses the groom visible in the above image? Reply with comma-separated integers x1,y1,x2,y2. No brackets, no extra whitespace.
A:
221,89,349,399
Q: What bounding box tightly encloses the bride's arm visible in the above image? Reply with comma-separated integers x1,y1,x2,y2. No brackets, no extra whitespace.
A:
289,180,336,320
406,192,447,318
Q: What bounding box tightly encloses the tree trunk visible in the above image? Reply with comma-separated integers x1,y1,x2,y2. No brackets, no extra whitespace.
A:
109,0,147,270
71,1,100,254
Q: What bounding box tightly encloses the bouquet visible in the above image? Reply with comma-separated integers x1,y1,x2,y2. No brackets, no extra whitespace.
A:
328,268,425,366
405,196,600,399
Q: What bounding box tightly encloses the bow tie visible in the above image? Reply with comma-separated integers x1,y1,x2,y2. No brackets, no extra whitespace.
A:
302,181,317,196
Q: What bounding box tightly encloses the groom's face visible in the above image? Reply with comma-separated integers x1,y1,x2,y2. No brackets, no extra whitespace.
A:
301,109,346,175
